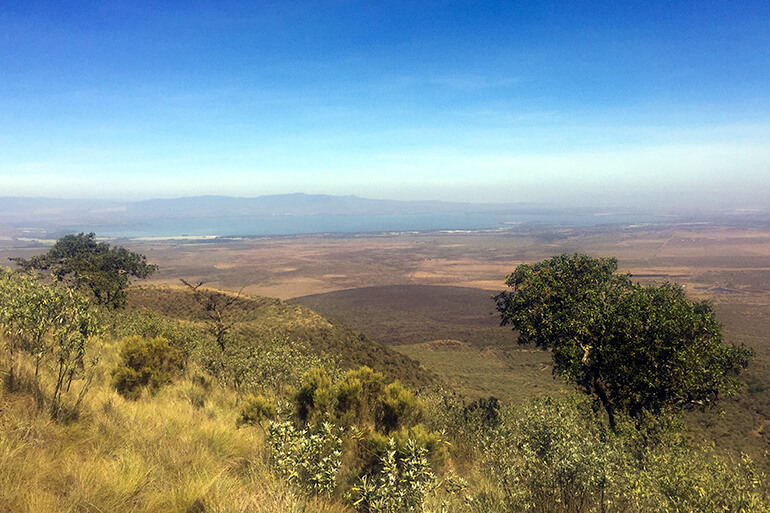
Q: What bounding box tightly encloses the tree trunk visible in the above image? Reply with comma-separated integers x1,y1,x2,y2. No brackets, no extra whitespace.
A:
593,377,616,430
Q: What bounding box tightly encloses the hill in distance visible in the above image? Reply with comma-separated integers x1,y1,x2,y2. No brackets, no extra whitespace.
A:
1,193,534,225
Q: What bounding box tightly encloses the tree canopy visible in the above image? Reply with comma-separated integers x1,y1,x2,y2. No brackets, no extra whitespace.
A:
11,233,157,309
494,254,754,428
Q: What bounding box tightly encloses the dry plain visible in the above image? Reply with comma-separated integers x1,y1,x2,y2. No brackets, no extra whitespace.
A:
117,225,770,303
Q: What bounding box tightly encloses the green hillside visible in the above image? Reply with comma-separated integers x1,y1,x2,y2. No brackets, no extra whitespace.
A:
127,285,435,390
293,285,562,402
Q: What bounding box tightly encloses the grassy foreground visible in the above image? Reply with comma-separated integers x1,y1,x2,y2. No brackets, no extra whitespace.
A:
2,279,769,512
0,351,347,512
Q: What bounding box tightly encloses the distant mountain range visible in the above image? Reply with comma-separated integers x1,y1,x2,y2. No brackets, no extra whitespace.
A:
1,194,527,222
0,194,766,239
0,194,547,234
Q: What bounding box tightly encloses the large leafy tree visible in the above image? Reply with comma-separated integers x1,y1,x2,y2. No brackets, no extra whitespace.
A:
11,233,157,309
494,254,753,428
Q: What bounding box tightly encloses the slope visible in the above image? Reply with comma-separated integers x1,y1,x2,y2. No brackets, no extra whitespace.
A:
127,285,435,389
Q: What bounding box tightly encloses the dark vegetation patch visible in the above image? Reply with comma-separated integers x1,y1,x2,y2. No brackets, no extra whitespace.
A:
293,284,518,348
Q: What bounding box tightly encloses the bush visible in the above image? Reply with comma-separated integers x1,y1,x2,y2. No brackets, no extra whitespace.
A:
293,365,437,470
276,365,448,507
379,381,424,433
202,333,330,396
473,395,770,513
637,444,769,512
0,268,101,417
294,366,336,423
237,394,278,426
267,420,344,497
109,308,200,358
112,336,183,399
463,396,501,427
334,366,388,430
342,367,427,434
348,437,436,513
367,424,447,473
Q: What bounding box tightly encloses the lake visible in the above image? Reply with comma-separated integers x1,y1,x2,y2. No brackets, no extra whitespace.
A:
72,212,670,238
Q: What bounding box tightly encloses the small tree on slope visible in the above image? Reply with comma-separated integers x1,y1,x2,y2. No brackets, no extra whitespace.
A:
494,254,753,429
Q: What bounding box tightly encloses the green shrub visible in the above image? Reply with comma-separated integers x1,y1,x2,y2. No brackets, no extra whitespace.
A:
203,333,330,395
294,367,336,423
637,444,769,513
237,394,278,426
285,365,446,504
112,335,183,399
380,381,424,433
473,395,770,513
367,424,447,472
335,366,387,429
463,396,501,427
0,268,101,417
331,366,423,434
109,308,200,358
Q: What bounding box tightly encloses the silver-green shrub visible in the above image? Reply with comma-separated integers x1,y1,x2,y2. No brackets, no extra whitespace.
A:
348,437,436,512
267,420,344,497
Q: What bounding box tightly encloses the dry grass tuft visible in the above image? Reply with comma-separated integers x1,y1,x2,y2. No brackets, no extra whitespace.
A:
0,340,350,513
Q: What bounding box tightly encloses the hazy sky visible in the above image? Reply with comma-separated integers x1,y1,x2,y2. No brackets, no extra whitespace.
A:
1,1,768,206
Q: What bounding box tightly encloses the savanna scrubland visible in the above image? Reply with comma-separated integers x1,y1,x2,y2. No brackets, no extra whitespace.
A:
1,224,770,512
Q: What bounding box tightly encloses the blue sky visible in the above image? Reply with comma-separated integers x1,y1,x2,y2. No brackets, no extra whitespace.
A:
1,1,768,207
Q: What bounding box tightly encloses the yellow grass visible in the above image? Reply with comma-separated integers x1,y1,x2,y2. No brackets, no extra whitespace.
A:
0,341,351,513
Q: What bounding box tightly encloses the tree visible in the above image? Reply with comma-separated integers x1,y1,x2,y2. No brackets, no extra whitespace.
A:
11,233,157,309
494,254,753,429
180,279,243,351
0,267,101,417
0,268,66,380
48,287,101,417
